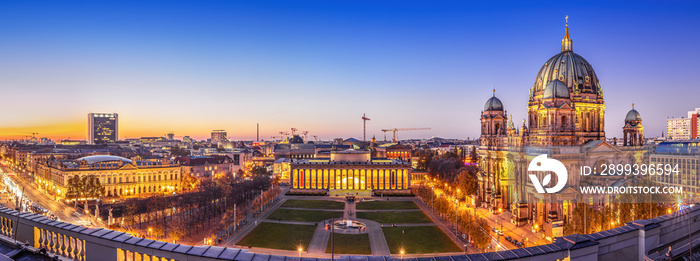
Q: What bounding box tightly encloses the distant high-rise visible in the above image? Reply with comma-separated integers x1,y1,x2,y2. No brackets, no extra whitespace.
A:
88,113,118,144
667,108,700,140
211,130,227,143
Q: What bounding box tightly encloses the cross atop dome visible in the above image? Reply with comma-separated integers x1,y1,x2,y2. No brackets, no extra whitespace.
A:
562,15,573,52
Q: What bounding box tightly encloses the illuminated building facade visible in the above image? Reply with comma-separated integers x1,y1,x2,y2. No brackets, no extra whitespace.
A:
211,130,227,143
652,141,700,197
175,155,234,179
290,150,411,192
477,21,647,229
88,113,118,144
667,108,700,140
35,155,181,199
375,143,413,162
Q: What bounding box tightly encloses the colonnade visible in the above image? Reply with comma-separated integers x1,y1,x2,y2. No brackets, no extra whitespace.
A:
291,168,410,190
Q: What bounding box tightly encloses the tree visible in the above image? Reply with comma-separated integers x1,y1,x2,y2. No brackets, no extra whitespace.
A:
181,174,199,191
470,218,491,252
169,217,186,242
124,203,138,227
468,146,478,163
456,168,478,198
250,165,269,177
66,175,105,209
415,150,433,171
169,146,191,157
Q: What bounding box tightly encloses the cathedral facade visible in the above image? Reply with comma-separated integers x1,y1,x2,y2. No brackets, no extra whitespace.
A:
477,21,648,229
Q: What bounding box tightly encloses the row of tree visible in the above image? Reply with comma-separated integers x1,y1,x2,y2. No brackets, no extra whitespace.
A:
113,174,276,242
414,185,492,251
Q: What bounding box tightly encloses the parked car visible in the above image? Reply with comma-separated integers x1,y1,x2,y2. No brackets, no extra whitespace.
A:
505,236,512,241
516,242,523,248
497,230,504,236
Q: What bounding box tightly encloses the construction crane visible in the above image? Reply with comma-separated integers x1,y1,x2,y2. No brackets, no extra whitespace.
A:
21,132,39,141
380,128,431,142
362,113,371,141
301,131,309,142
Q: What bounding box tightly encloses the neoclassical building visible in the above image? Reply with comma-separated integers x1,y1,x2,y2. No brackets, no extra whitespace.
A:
35,155,181,199
290,150,411,193
478,20,647,229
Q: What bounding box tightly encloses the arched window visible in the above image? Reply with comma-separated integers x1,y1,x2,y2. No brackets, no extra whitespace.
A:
561,115,567,130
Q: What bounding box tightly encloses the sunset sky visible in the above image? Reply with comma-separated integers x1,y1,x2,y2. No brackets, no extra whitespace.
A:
1,1,699,141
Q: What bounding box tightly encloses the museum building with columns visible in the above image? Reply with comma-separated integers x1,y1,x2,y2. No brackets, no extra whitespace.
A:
289,150,411,193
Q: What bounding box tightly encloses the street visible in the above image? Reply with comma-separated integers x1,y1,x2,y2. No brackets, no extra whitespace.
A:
0,162,90,225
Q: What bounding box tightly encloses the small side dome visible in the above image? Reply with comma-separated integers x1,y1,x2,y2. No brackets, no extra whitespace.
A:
625,109,641,122
484,96,504,111
543,80,570,99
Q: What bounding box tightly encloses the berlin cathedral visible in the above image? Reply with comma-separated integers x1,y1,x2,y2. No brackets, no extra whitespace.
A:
477,20,646,228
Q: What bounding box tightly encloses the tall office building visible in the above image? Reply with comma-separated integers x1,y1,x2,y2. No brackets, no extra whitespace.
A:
667,108,700,140
88,113,118,144
211,130,227,143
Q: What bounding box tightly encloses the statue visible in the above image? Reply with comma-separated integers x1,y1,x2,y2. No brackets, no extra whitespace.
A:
108,208,113,226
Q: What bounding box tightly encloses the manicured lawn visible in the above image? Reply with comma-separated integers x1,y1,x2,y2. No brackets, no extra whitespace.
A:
382,226,462,254
325,233,372,254
356,201,419,210
281,199,345,209
267,209,343,222
356,211,432,224
237,222,316,251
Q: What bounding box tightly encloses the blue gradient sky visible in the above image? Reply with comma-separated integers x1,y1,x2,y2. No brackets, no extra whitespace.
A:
0,1,698,141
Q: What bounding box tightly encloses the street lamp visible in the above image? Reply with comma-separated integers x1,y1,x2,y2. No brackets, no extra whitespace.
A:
399,249,405,260
298,247,303,258
455,199,459,236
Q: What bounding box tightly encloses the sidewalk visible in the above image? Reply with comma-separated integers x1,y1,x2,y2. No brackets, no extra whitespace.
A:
412,198,475,254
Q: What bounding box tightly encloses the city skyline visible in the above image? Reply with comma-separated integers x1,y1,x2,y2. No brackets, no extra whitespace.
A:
1,1,699,141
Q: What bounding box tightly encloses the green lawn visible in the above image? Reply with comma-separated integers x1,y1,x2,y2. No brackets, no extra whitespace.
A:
382,226,462,254
356,211,432,224
281,199,345,209
267,209,343,222
236,222,316,251
355,201,419,210
325,233,372,254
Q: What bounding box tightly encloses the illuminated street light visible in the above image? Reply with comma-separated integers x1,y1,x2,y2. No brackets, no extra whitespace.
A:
298,247,303,258
400,249,405,260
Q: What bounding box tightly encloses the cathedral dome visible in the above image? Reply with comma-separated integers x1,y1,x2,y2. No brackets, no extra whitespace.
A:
625,109,641,122
531,24,601,101
484,96,504,111
542,79,570,99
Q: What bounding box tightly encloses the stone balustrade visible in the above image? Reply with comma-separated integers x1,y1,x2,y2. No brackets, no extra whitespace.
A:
2,205,700,261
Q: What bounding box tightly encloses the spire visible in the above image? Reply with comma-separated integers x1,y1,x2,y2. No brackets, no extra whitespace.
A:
492,88,496,97
561,15,573,52
632,103,635,109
